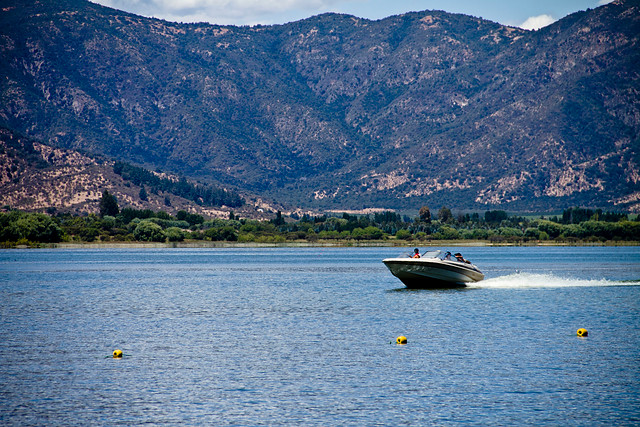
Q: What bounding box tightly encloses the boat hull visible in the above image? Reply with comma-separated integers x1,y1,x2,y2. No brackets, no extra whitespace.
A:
382,258,484,288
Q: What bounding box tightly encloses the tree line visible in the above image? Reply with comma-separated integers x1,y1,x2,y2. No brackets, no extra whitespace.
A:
1,198,638,246
113,161,244,208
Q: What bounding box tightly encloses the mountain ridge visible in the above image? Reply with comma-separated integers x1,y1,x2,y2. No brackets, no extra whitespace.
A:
1,0,639,213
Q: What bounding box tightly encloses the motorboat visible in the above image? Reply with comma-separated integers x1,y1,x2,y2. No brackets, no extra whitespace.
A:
382,250,484,288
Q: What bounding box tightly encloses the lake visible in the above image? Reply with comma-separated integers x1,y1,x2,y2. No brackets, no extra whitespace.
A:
1,246,639,425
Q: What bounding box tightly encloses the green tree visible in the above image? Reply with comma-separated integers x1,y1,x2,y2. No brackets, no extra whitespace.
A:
176,210,204,226
395,229,412,240
363,226,384,240
133,220,165,242
534,219,563,239
238,232,256,242
438,206,453,223
272,211,285,226
498,227,523,238
205,226,238,241
524,227,542,239
351,227,365,240
0,212,63,243
139,186,148,201
471,229,489,240
419,206,431,223
101,215,116,230
80,226,99,242
434,225,460,240
165,227,185,242
485,210,508,223
99,190,119,217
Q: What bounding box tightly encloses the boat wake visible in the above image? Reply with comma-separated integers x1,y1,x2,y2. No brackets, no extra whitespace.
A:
468,272,638,289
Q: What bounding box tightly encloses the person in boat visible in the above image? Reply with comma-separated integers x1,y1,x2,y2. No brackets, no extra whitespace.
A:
454,252,471,264
412,248,421,258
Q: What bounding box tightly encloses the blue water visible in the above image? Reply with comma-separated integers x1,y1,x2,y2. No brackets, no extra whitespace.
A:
1,246,639,425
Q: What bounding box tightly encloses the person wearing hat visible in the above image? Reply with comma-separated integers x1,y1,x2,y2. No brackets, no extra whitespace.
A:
412,248,421,258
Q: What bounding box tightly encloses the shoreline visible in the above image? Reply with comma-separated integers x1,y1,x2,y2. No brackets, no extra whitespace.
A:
7,239,639,249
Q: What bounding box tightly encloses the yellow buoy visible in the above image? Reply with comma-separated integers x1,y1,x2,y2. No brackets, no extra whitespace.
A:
577,328,588,337
396,335,407,345
113,349,123,358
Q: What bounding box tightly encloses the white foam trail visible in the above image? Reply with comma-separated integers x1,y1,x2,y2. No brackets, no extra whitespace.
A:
468,272,632,289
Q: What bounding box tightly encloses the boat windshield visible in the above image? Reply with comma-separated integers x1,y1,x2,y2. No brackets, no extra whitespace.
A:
422,250,441,258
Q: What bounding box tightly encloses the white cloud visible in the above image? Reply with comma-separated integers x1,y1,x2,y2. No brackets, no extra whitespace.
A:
92,0,346,25
598,0,614,4
519,14,555,30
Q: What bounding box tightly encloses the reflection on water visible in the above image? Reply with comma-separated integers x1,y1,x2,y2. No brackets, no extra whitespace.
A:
386,286,475,293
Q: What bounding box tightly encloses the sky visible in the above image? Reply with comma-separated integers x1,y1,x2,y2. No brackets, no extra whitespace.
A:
91,0,615,30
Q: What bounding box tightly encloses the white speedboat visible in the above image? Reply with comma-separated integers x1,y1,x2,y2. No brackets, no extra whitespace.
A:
383,250,484,288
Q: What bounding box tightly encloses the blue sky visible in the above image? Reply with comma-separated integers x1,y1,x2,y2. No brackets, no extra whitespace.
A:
91,0,613,29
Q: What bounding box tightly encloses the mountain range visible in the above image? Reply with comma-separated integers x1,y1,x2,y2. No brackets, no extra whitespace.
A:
1,0,639,214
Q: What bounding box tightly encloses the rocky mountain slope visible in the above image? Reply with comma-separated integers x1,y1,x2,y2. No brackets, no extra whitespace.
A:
1,0,638,212
0,127,279,218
